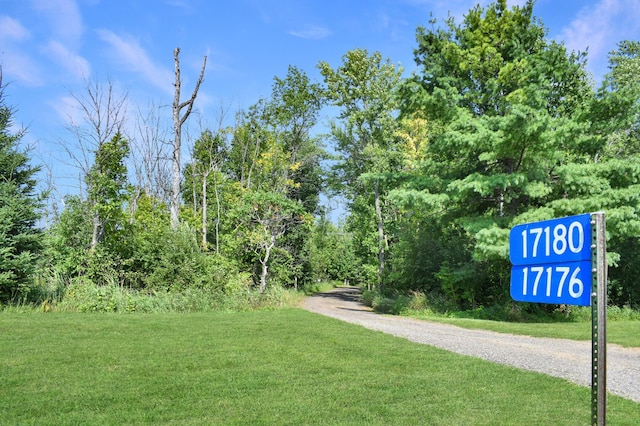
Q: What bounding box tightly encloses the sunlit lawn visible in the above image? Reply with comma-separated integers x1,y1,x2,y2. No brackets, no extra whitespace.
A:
405,315,640,348
1,310,638,425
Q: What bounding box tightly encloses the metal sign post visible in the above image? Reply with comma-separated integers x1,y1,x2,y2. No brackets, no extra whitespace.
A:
510,212,607,425
591,212,607,426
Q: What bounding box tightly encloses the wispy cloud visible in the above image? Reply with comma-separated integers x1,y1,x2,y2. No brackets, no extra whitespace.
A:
44,40,91,80
371,11,411,42
0,15,30,41
289,25,331,40
30,0,84,44
558,0,640,78
27,0,90,85
164,0,193,12
0,16,43,86
1,54,43,86
49,95,84,125
96,29,173,94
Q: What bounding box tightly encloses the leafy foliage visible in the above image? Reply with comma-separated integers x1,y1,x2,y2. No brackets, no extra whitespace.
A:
86,132,131,250
319,49,404,289
6,1,640,313
390,0,640,308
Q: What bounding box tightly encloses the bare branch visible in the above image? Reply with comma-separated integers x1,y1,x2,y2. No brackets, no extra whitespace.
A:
131,101,172,203
56,78,128,197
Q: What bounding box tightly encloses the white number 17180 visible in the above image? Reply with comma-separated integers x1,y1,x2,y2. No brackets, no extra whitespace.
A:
521,222,584,259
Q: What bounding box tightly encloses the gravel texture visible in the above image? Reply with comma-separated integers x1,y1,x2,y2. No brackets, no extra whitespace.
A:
302,287,640,403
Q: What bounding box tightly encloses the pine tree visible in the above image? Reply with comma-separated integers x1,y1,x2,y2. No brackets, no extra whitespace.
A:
0,79,43,302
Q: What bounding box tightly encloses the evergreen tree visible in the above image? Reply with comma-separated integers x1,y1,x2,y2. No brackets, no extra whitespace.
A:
394,0,595,306
0,80,43,302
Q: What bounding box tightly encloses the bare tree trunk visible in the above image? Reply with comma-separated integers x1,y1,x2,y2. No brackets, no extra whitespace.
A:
213,171,221,254
201,170,208,250
374,180,386,291
192,166,198,212
259,239,275,293
91,211,101,251
171,47,207,228
245,134,261,189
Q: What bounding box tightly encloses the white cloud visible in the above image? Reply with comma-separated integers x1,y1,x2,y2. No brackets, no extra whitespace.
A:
17,0,88,86
30,0,84,44
164,0,193,12
0,16,42,86
0,15,30,41
1,53,43,86
558,0,640,78
289,25,331,40
50,95,83,126
44,40,91,80
560,1,618,57
96,29,173,94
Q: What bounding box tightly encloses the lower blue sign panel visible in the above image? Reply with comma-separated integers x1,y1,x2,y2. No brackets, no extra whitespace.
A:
510,260,592,306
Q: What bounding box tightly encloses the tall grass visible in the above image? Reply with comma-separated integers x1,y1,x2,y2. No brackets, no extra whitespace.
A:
1,278,304,314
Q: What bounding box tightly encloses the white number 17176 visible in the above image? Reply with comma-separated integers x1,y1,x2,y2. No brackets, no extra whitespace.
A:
521,265,584,298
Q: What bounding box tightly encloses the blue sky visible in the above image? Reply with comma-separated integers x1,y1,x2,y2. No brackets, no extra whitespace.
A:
2,0,640,206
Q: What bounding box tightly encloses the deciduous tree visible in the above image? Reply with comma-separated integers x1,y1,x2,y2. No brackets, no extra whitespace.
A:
319,49,403,290
233,191,305,293
86,133,131,251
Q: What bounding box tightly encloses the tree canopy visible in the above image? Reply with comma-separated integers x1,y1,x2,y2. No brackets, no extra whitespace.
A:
3,2,640,313
389,0,640,307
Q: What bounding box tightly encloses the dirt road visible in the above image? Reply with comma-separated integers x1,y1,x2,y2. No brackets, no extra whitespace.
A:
302,287,640,403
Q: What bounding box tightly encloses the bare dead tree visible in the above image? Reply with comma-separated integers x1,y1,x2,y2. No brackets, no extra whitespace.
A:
60,78,128,184
58,78,128,250
57,79,127,200
130,101,172,217
171,47,207,228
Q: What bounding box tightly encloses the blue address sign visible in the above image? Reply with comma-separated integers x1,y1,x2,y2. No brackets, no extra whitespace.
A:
509,214,592,306
510,261,592,306
510,214,592,265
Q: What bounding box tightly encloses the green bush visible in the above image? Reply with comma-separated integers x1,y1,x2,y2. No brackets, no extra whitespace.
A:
301,280,339,295
607,304,640,321
360,288,640,323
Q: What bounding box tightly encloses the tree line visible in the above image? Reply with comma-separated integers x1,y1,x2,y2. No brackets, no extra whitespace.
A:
2,0,640,313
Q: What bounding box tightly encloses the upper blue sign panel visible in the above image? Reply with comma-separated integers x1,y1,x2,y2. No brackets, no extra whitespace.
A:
509,214,592,266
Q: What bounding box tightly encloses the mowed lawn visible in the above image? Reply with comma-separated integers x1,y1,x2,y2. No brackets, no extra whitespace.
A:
1,310,638,425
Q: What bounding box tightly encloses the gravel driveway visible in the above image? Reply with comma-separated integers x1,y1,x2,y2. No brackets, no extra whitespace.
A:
302,286,640,403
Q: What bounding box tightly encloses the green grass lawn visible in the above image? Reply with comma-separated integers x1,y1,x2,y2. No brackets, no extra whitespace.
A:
403,315,640,348
1,310,638,425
